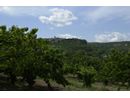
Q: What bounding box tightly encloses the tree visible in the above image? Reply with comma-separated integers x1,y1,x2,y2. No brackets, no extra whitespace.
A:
99,49,130,90
77,66,96,87
0,25,29,85
35,41,69,89
0,25,68,89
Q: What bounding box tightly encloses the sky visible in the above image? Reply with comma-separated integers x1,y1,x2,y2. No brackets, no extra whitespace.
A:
0,6,130,42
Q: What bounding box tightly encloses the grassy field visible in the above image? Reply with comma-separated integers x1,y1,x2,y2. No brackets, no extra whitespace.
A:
62,75,130,91
0,74,130,91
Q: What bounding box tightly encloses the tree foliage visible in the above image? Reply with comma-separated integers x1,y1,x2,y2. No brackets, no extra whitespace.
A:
77,66,96,87
99,49,130,90
1,25,130,90
0,25,68,88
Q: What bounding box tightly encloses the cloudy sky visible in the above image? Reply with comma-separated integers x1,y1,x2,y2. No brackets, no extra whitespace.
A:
0,6,130,42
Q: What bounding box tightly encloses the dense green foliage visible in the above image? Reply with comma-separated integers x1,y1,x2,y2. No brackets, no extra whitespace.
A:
0,25,68,89
1,25,130,90
47,38,130,90
99,49,130,90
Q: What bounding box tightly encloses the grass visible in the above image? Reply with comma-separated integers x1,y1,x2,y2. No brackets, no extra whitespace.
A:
62,75,130,91
0,73,130,91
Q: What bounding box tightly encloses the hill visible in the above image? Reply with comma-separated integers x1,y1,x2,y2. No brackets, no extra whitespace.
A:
46,38,130,58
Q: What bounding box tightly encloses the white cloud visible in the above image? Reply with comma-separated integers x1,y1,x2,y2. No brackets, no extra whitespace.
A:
95,32,129,42
87,7,130,23
57,34,80,39
0,6,49,16
39,8,77,27
0,7,11,12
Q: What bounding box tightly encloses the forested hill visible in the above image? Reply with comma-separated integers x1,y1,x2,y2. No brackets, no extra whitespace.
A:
46,38,130,57
45,38,88,54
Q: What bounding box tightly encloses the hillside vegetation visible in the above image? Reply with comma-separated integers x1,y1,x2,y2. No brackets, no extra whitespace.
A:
49,38,130,57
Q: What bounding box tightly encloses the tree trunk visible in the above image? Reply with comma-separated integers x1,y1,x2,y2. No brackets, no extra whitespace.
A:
10,73,16,85
45,79,53,90
117,86,121,91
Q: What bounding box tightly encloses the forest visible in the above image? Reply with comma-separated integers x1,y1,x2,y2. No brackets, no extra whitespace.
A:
0,25,130,91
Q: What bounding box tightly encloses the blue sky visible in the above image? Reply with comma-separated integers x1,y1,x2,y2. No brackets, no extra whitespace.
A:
0,6,130,42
